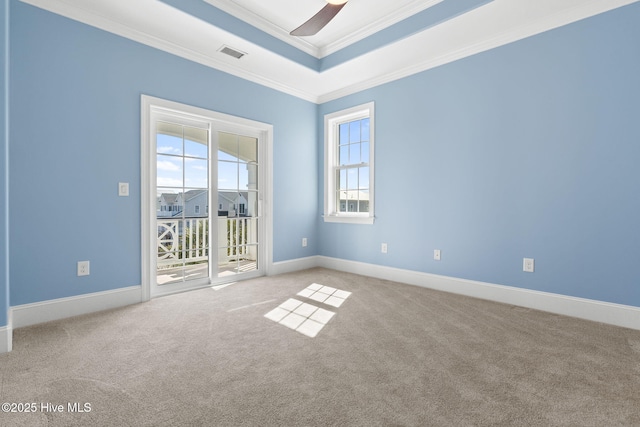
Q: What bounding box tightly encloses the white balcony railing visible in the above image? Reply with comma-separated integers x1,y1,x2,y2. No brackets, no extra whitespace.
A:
157,216,256,269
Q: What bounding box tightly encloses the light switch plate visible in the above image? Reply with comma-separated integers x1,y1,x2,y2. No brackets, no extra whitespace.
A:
118,182,129,197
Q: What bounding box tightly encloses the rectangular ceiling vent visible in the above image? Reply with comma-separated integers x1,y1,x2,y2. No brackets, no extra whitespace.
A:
218,45,247,59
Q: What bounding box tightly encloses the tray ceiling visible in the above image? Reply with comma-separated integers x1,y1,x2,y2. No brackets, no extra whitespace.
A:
19,0,640,103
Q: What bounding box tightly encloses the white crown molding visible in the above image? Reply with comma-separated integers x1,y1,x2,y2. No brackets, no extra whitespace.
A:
20,0,321,102
318,0,640,103
18,0,640,106
319,0,443,58
203,0,443,59
202,0,319,57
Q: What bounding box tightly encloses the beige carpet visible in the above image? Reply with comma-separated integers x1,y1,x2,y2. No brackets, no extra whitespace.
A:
1,267,639,426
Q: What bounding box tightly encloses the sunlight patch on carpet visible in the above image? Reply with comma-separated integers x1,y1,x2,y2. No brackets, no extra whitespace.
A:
264,298,335,338
297,283,352,307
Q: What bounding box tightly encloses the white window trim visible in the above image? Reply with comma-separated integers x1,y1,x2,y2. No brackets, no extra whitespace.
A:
324,102,375,224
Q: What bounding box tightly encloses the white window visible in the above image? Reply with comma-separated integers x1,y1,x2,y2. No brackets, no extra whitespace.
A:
324,102,374,224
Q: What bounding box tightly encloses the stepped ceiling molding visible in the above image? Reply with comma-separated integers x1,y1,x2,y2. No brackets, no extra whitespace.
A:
20,0,639,103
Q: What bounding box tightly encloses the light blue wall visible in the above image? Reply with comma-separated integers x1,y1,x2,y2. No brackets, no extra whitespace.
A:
1,0,8,327
8,0,640,312
318,3,640,307
9,1,317,306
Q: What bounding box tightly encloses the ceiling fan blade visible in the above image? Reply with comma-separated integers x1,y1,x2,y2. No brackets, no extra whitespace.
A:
290,2,347,37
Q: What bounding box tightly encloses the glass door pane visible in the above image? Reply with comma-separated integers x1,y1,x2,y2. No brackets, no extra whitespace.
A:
217,132,259,277
156,121,209,286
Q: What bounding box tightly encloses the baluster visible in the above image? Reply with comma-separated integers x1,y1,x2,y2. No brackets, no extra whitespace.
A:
195,218,200,259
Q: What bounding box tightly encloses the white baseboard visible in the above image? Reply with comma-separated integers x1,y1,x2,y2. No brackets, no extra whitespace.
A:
269,256,320,277
0,324,11,353
6,254,639,346
11,286,143,329
315,256,640,331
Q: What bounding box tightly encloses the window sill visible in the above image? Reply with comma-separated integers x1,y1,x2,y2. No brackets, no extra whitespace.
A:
323,214,375,225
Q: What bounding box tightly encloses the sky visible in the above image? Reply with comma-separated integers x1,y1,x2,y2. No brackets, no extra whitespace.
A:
156,133,254,195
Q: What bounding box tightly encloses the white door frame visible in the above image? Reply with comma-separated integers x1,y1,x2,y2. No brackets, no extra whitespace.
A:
141,95,273,301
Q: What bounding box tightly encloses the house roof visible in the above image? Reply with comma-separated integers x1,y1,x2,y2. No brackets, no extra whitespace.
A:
161,193,179,204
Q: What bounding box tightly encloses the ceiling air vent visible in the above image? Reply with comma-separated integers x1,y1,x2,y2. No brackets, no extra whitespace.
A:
218,45,247,59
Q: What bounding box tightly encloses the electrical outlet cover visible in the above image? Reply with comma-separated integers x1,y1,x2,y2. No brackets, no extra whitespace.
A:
77,261,90,276
523,258,534,273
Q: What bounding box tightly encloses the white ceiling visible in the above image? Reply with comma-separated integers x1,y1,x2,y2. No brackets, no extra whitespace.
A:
203,0,443,57
20,0,640,103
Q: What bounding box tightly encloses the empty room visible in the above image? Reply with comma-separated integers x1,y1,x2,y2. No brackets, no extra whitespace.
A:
1,0,640,425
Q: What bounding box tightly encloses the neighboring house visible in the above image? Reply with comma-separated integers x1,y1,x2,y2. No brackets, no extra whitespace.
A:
157,193,181,218
218,191,249,217
181,190,208,218
339,190,369,213
158,190,249,218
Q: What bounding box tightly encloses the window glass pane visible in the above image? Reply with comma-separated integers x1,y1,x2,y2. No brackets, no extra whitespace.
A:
226,192,242,217
359,167,369,189
238,136,258,163
185,139,207,159
184,158,208,189
349,121,360,143
243,218,259,244
244,193,259,218
339,169,346,190
157,154,183,188
347,169,358,190
361,118,370,142
183,261,209,282
219,132,239,162
339,145,348,166
218,149,236,162
218,161,238,190
244,164,258,190
337,191,347,212
157,134,183,156
156,188,180,217
360,192,370,213
346,190,359,203
361,141,369,163
156,122,183,155
238,163,258,190
184,127,208,158
242,244,259,272
182,189,207,217
349,143,361,164
339,123,349,144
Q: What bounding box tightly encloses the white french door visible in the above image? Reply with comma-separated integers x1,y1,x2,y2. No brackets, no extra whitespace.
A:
142,96,271,299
